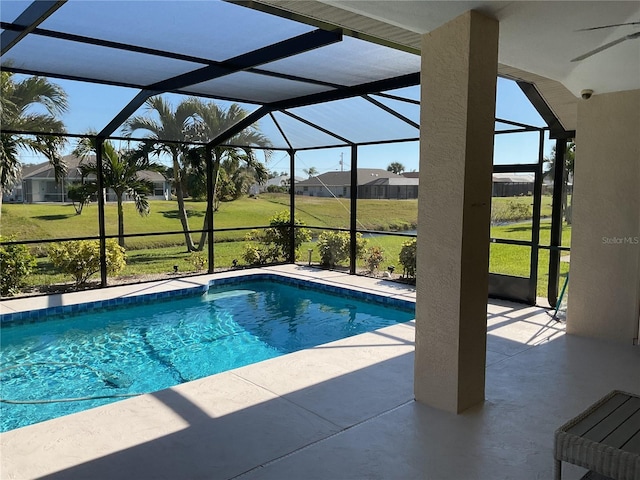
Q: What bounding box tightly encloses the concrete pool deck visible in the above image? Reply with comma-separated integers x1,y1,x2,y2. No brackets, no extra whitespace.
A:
1,265,639,479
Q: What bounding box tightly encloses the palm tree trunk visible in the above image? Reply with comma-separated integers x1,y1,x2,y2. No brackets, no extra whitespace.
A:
0,189,4,224
172,155,196,251
196,155,221,251
197,204,211,251
562,178,571,225
117,196,125,248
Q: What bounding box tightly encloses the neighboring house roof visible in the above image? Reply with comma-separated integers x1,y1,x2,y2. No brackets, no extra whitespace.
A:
297,169,403,187
20,163,42,178
136,170,168,183
492,173,535,183
365,177,419,186
401,172,420,178
23,155,85,181
22,155,167,183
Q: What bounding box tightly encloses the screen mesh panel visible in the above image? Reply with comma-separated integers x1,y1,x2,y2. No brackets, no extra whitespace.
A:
2,35,205,87
37,1,316,62
0,1,27,23
270,111,347,149
184,71,336,104
261,36,420,87
287,97,418,144
368,94,420,126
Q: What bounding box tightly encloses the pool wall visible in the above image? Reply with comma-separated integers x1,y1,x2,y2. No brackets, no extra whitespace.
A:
0,272,414,325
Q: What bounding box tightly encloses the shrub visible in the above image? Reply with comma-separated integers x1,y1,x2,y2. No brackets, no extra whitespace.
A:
399,238,417,279
242,244,272,265
242,211,310,265
48,239,126,286
185,252,206,271
365,245,385,274
0,236,37,296
491,200,532,225
263,210,311,261
266,185,288,194
317,231,367,268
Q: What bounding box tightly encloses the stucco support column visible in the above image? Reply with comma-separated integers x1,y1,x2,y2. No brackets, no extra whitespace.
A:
415,10,498,413
567,90,640,343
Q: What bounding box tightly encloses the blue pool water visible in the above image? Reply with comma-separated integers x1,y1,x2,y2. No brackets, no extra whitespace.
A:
0,278,414,432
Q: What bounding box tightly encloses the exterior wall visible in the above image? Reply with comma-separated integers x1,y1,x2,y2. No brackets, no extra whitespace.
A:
359,185,419,199
23,179,170,203
299,184,418,199
106,182,169,202
28,179,47,203
492,182,533,197
299,186,347,198
567,89,640,343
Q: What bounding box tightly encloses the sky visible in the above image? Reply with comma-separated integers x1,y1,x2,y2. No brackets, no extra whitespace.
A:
18,75,553,179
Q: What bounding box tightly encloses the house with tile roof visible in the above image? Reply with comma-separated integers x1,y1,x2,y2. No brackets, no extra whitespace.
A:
6,155,170,204
295,168,419,199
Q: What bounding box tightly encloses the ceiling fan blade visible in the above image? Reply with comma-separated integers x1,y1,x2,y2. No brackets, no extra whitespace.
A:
576,21,640,32
571,35,632,62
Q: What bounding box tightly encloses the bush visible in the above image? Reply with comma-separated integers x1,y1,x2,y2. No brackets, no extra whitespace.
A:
185,252,206,271
264,210,311,261
317,231,367,268
266,185,288,193
242,244,272,266
242,211,310,265
48,239,126,286
491,200,532,225
399,238,417,279
0,236,37,296
365,245,385,274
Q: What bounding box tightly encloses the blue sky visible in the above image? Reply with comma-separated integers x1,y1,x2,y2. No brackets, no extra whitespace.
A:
20,75,552,177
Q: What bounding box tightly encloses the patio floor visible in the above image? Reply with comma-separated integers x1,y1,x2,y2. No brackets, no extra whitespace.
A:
1,265,638,479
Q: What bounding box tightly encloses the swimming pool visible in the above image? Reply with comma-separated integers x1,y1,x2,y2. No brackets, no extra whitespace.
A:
0,275,414,432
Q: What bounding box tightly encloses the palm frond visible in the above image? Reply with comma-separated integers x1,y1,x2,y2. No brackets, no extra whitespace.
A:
10,75,68,116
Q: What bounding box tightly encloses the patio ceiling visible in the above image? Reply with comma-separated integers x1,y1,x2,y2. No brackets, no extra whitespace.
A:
0,0,429,150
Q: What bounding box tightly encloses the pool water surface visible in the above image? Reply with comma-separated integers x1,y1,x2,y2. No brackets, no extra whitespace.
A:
0,278,414,432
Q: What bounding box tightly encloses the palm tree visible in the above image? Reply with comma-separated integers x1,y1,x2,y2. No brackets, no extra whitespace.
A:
303,166,318,178
1,71,68,220
188,100,271,250
122,96,200,251
74,136,165,247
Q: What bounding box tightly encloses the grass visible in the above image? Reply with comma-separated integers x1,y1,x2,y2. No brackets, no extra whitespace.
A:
2,194,570,299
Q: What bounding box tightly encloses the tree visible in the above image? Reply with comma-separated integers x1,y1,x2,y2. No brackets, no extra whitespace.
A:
187,100,271,250
123,96,200,251
74,136,165,247
387,162,405,174
242,210,311,265
66,182,94,215
0,72,68,220
544,141,575,223
303,166,318,178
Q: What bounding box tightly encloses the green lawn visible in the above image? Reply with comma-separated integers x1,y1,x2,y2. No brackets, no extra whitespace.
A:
1,194,569,299
1,194,419,244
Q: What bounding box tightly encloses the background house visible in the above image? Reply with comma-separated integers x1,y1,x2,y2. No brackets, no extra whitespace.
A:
296,168,419,199
13,155,170,204
491,173,535,197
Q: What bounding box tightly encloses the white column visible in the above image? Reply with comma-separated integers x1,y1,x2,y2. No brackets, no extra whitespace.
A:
415,10,498,413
